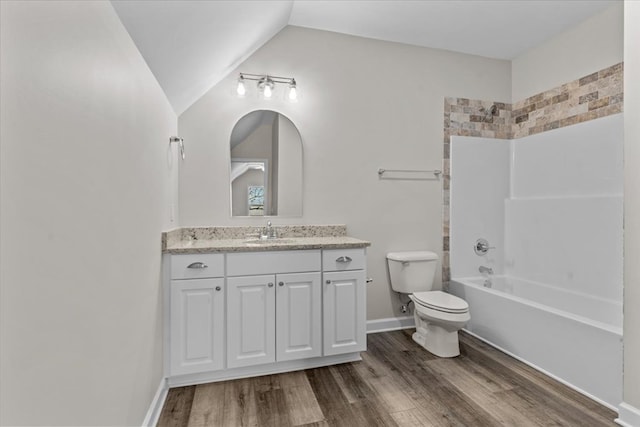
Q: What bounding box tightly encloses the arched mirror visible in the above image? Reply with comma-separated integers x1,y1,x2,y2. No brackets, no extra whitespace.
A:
230,110,303,217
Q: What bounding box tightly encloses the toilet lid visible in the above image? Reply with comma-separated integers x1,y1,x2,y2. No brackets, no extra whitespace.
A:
413,291,469,313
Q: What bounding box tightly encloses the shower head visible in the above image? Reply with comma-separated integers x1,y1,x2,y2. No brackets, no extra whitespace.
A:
481,104,498,122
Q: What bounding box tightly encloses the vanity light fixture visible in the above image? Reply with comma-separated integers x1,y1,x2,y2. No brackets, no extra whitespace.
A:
237,73,298,101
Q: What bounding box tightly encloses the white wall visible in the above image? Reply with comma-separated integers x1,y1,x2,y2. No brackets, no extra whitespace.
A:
623,0,640,420
178,26,511,320
450,137,510,278
512,2,623,101
0,2,177,425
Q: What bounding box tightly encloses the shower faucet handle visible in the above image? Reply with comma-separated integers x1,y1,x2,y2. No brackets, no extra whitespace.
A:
474,238,495,256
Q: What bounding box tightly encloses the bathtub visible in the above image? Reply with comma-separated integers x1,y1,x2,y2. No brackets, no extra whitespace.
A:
449,275,622,409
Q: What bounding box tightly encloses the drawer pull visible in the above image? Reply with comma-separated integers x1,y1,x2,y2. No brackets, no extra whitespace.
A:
215,286,221,291
326,280,331,284
187,262,208,269
278,281,284,287
336,256,352,263
268,282,274,288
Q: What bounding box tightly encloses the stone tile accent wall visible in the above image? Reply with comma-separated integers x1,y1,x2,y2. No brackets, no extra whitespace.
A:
512,63,623,138
441,62,623,284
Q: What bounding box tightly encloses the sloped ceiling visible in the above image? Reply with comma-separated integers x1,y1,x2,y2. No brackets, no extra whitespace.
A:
111,0,294,115
111,0,618,115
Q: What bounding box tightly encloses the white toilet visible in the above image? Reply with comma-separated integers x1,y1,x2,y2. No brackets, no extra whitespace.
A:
387,251,470,357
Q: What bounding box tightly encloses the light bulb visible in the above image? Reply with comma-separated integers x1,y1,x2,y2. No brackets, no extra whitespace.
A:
263,84,272,98
236,79,246,96
288,86,297,101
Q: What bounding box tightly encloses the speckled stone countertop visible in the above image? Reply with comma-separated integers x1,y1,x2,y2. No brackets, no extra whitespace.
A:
162,225,370,254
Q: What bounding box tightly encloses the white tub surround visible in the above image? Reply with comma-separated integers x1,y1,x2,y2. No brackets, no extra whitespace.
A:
162,225,370,387
449,114,624,410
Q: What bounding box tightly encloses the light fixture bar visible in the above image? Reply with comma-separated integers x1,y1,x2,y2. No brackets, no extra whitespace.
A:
237,73,298,101
239,73,295,84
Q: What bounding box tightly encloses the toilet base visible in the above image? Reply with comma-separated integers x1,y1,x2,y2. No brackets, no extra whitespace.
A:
413,315,462,358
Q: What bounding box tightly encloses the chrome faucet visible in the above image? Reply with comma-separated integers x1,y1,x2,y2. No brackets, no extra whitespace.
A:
262,221,277,239
479,265,493,275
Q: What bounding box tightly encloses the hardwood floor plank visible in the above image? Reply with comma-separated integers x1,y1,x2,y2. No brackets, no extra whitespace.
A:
157,386,195,427
298,421,330,427
252,375,291,427
367,331,515,427
220,378,258,427
157,331,617,427
458,333,617,425
351,366,416,413
351,398,400,427
305,367,351,414
492,387,566,427
186,382,226,426
328,363,370,404
425,358,538,427
279,371,325,426
390,408,427,427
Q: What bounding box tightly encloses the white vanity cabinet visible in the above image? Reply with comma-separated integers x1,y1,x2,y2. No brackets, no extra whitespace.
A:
165,245,367,385
168,253,225,376
322,249,367,356
226,251,322,369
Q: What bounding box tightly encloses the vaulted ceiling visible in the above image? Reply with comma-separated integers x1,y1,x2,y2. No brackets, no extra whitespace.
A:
111,0,618,115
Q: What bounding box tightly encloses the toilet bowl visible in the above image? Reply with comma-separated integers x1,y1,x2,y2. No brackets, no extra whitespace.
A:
410,291,470,357
386,251,470,357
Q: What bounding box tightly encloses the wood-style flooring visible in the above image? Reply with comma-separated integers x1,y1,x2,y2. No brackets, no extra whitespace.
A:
157,330,617,426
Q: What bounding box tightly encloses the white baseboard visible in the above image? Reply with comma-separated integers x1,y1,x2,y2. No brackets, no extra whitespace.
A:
616,402,640,427
367,316,415,334
142,377,168,427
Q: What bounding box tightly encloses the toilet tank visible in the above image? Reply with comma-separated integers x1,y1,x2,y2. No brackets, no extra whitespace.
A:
387,251,439,294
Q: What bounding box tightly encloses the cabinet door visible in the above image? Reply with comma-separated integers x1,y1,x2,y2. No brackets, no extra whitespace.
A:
323,270,367,356
227,275,276,368
276,272,322,361
170,278,224,376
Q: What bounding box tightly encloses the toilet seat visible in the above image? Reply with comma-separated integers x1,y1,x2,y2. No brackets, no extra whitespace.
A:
413,291,469,314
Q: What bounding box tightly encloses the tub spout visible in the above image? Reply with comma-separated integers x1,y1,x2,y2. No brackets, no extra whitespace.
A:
479,266,493,275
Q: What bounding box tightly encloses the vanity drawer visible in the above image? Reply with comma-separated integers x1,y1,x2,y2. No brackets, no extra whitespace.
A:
227,250,321,276
322,248,366,271
171,253,225,279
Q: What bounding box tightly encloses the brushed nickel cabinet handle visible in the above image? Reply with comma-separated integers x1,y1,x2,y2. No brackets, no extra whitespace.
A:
336,256,352,263
187,262,208,269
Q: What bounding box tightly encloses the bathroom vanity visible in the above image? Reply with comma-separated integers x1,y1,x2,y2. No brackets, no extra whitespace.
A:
162,225,370,386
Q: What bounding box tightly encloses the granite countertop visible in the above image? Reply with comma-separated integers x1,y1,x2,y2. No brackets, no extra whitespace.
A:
162,225,370,254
